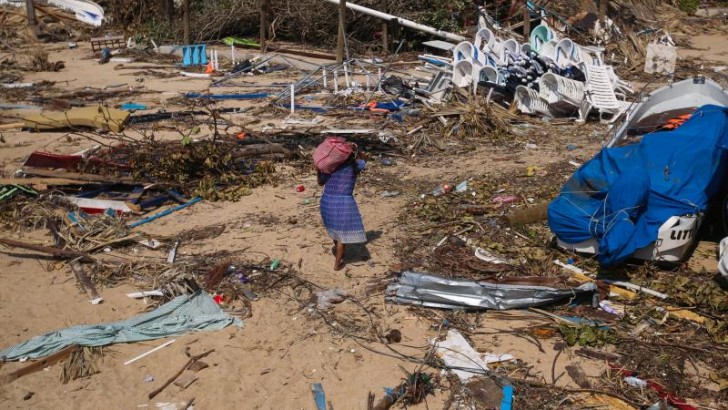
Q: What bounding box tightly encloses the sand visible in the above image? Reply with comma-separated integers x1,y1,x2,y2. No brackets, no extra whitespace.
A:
0,34,726,410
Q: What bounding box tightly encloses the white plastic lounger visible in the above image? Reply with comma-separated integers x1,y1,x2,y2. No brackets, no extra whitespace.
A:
579,62,629,122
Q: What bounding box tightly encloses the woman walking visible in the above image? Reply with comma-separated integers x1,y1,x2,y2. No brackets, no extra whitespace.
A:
318,146,367,271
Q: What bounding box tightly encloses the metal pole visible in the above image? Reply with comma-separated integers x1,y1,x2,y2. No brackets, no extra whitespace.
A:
325,0,467,42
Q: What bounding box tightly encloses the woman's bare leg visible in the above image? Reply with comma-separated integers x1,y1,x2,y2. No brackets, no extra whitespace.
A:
334,241,346,271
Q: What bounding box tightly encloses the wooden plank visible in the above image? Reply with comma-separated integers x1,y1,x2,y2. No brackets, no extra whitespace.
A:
0,238,92,261
20,169,139,184
0,346,77,384
0,177,90,186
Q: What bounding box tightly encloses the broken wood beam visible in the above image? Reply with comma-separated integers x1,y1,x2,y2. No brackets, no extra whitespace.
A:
0,238,92,261
0,345,77,384
20,169,139,184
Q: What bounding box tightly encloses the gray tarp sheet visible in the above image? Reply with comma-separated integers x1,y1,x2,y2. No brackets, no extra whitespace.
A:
0,291,242,361
386,271,597,310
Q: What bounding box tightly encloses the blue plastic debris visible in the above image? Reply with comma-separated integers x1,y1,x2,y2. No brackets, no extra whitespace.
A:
180,44,208,66
120,103,148,111
311,383,326,410
500,385,514,410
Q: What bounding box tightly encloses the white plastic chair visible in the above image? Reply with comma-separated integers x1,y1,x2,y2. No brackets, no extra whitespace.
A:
477,66,505,87
554,38,578,69
499,38,520,65
514,85,551,116
474,28,495,52
537,40,558,64
539,72,586,114
452,60,476,88
530,23,558,52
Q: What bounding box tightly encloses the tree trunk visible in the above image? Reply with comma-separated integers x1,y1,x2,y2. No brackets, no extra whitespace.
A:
336,0,347,63
183,0,190,44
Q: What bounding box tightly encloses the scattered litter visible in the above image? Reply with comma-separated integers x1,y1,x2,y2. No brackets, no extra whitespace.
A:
315,289,347,309
434,329,489,382
124,339,176,366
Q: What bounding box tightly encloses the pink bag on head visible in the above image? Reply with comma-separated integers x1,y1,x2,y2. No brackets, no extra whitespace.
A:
313,137,354,174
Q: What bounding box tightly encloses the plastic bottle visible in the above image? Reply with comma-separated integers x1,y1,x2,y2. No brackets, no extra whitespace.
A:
431,184,452,197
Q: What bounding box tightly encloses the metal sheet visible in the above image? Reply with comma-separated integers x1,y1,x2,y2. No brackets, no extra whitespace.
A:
386,271,597,310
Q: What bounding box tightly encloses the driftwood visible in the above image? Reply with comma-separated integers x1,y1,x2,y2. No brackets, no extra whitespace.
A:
148,349,215,400
0,238,92,261
501,202,550,226
232,143,293,158
0,345,77,384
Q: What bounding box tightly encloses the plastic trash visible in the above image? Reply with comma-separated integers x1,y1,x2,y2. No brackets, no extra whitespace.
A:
316,289,347,309
380,191,400,198
311,383,326,410
269,258,280,270
492,195,520,205
381,158,395,166
624,376,648,388
433,329,489,382
296,184,305,192
718,236,728,279
455,181,468,193
431,184,453,197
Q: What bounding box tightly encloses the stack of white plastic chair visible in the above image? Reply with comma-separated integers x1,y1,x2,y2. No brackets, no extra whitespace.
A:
538,72,586,114
452,42,483,88
530,23,558,53
536,40,559,68
578,62,631,122
499,39,521,65
514,85,551,116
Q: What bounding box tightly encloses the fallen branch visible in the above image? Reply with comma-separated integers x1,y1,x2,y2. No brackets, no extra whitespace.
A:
148,349,215,400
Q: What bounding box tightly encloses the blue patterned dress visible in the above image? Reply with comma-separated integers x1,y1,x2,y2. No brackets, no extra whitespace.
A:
319,159,367,244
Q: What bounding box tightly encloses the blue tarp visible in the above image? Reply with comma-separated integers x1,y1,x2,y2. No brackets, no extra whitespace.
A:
548,105,728,265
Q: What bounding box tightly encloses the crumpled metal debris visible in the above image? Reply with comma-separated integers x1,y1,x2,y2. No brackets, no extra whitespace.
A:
386,271,597,310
